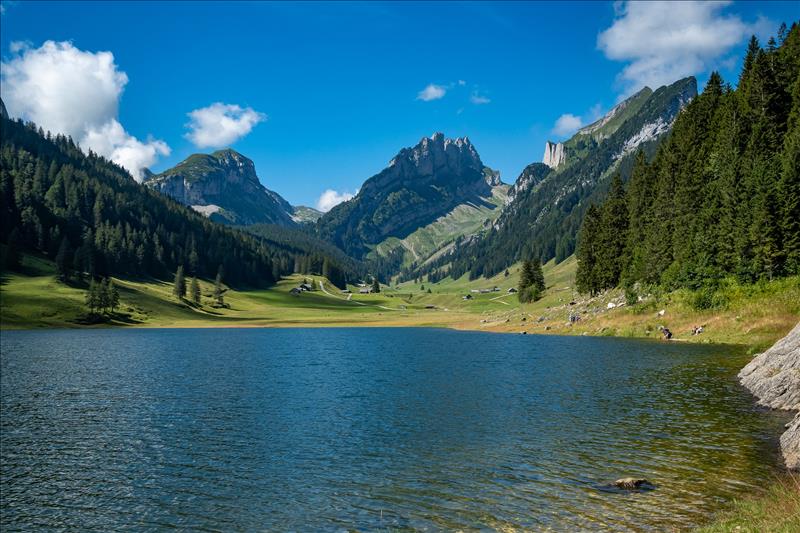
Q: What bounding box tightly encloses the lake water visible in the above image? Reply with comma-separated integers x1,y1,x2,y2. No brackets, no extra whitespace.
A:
0,328,788,531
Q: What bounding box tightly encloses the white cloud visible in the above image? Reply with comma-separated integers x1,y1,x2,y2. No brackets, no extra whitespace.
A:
470,92,491,105
0,40,169,181
185,102,266,148
417,83,446,101
552,113,584,137
316,189,354,212
598,1,769,94
82,120,170,178
457,79,466,86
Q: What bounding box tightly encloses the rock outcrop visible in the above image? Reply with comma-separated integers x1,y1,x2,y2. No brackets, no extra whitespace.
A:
739,322,800,470
542,141,566,169
145,149,296,226
0,97,8,120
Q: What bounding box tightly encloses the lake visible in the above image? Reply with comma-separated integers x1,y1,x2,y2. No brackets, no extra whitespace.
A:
0,328,788,531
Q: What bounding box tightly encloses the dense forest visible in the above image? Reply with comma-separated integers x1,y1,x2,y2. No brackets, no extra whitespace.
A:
0,115,358,287
576,23,800,296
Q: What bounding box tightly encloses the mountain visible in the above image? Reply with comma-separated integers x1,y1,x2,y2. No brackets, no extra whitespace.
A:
316,133,507,268
291,205,323,224
145,149,296,226
413,77,698,281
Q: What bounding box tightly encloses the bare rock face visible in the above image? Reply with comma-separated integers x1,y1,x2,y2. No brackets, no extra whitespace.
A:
781,414,800,470
739,322,800,411
739,322,800,470
542,141,566,169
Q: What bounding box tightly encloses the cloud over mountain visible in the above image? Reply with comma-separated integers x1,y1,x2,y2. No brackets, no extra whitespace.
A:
0,40,169,180
185,102,266,148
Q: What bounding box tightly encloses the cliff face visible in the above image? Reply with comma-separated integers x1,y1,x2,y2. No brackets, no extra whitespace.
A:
145,149,296,226
739,322,800,470
542,141,566,169
316,132,503,258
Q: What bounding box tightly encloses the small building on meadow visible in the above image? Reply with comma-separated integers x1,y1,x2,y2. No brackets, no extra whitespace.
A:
508,287,518,293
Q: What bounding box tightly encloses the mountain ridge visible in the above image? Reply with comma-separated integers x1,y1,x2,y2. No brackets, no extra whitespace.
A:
145,149,297,226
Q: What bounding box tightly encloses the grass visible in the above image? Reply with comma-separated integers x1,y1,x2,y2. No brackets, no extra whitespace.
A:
3,252,798,353
696,474,800,532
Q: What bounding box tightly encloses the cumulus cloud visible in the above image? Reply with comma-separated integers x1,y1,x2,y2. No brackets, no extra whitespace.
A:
0,40,169,180
598,1,769,94
552,113,584,137
185,102,266,148
417,83,446,101
316,189,355,212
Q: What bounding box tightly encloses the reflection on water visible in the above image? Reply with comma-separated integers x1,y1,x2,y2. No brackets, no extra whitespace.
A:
0,328,789,531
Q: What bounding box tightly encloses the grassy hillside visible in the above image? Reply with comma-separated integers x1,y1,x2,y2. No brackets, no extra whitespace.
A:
369,184,509,268
4,252,797,352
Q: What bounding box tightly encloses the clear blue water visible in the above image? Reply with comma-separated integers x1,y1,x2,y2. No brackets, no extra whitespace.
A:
0,328,787,531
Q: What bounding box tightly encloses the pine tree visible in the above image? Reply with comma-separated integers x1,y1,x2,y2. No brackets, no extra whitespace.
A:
576,204,602,295
173,265,186,299
519,259,534,293
531,258,545,292
191,276,201,305
98,278,111,313
85,279,99,314
109,279,120,313
213,270,224,306
371,277,380,293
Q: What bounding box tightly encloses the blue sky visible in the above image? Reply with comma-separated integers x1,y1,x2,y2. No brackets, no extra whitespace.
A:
0,1,795,209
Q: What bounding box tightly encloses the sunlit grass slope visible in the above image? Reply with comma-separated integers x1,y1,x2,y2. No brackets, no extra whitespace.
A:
2,252,797,351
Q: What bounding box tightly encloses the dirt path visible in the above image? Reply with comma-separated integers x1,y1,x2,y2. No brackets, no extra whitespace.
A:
317,281,403,311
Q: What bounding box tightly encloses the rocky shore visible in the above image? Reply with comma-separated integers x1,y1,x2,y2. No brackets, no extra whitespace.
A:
739,322,800,470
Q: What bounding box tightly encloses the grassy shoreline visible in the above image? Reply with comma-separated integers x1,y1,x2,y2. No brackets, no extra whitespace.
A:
4,254,797,350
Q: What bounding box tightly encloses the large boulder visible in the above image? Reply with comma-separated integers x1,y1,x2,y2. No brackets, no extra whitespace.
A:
739,322,800,470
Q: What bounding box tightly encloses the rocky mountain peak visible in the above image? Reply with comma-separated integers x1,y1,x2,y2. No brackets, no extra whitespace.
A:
390,132,483,177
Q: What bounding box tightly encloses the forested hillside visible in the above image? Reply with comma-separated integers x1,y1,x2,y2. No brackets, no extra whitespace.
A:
576,23,800,295
0,114,358,287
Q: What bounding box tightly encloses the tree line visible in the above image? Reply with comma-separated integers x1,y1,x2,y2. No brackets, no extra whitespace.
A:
576,24,800,296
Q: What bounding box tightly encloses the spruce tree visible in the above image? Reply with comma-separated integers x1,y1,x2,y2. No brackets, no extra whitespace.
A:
213,270,224,306
371,277,380,293
531,258,545,293
174,266,186,299
98,278,111,313
576,204,602,295
191,276,201,305
85,279,99,314
109,279,120,313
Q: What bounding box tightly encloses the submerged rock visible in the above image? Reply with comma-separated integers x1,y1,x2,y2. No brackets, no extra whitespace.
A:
739,322,800,470
614,478,651,490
